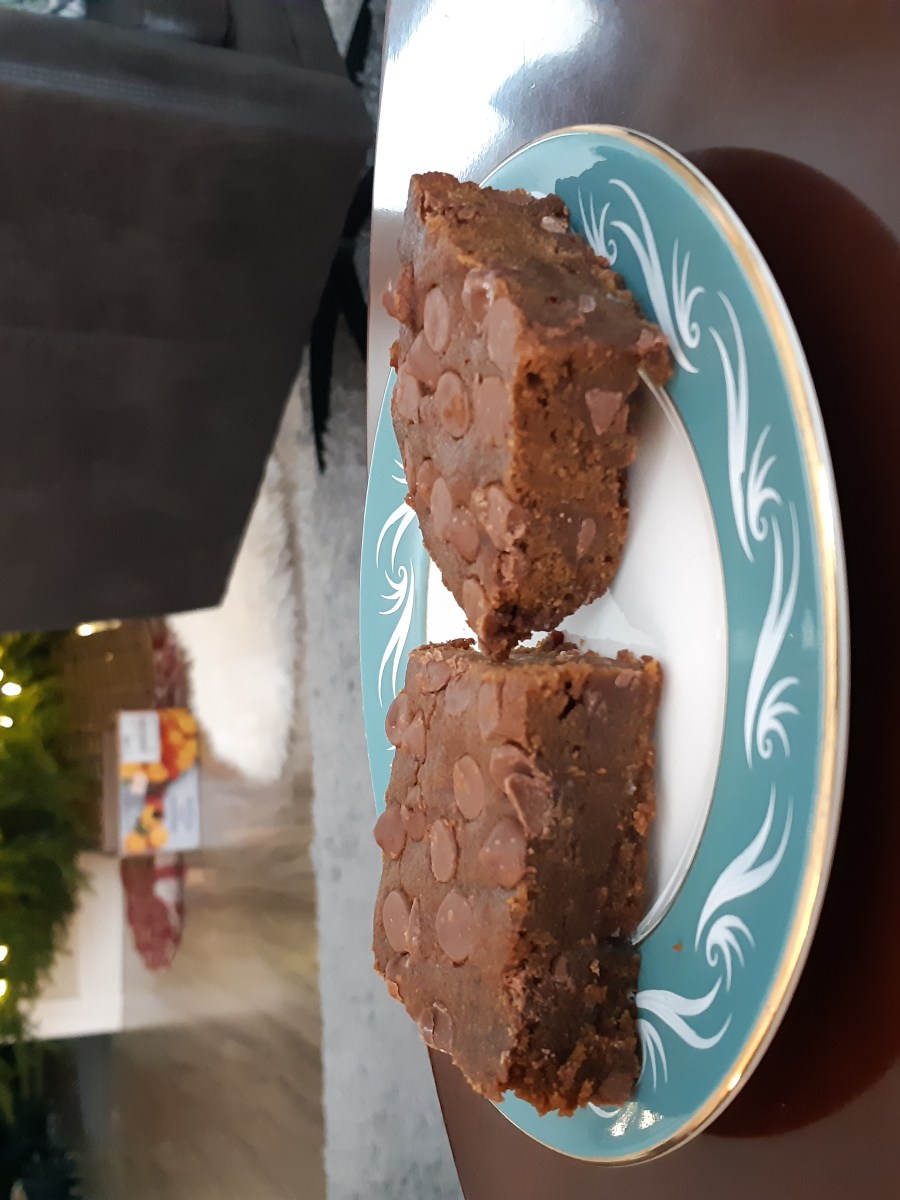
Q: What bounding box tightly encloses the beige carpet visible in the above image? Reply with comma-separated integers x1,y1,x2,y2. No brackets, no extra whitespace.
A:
289,333,461,1200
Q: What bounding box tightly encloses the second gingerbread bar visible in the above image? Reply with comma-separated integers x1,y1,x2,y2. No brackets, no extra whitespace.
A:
373,637,662,1114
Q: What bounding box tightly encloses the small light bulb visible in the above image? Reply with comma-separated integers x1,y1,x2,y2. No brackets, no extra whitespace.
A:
0,980,8,999
76,623,95,637
0,668,4,681
1,682,21,697
0,716,13,729
0,947,8,963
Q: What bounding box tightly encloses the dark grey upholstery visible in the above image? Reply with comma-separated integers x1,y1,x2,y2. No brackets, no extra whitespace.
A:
0,3,371,631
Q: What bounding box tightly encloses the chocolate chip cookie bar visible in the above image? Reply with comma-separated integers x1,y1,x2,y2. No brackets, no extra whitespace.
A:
372,637,662,1114
385,172,673,658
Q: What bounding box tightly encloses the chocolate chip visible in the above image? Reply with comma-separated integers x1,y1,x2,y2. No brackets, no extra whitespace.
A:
477,680,502,739
393,371,422,422
424,286,451,353
577,517,597,559
578,293,597,314
477,678,528,743
488,744,534,788
444,677,475,717
484,296,521,375
436,371,471,437
429,476,453,540
636,326,667,353
505,771,555,836
401,711,426,761
385,693,411,747
473,484,523,550
373,804,406,859
405,331,441,388
429,476,480,561
453,754,485,819
448,509,480,562
614,670,639,689
407,897,421,954
422,660,452,693
461,268,497,327
462,577,489,636
383,889,411,953
585,388,625,436
540,213,568,233
435,891,476,963
473,376,511,448
402,452,417,495
415,458,438,503
430,819,459,883
384,953,410,1000
401,805,427,842
479,818,527,888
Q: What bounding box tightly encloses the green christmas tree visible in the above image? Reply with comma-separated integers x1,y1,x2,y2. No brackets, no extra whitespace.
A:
0,1044,81,1199
12,1147,81,1200
0,634,88,1038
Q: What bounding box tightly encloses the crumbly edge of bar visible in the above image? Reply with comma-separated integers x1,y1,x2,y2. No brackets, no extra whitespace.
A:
375,640,661,1111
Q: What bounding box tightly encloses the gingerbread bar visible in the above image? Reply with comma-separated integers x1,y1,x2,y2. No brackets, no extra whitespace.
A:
385,172,673,657
372,637,662,1114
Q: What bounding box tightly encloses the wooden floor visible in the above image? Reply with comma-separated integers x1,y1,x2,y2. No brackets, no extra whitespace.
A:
74,756,324,1200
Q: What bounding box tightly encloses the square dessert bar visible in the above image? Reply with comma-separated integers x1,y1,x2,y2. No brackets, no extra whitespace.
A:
385,172,673,657
372,637,662,1114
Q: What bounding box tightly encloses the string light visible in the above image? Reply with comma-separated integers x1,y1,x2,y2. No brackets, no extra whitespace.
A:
0,947,8,963
1,682,21,697
0,716,13,729
0,981,7,999
76,620,122,637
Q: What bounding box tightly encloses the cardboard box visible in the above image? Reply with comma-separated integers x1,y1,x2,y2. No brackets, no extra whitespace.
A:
102,709,201,856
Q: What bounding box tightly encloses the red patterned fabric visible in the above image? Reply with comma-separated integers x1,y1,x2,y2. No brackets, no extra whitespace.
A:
121,853,187,972
150,620,190,709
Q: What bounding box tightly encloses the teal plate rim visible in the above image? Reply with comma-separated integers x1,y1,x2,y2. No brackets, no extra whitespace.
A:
360,126,849,1163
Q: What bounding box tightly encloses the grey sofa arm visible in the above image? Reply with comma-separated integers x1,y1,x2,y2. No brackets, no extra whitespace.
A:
85,0,232,45
0,6,370,632
85,0,346,73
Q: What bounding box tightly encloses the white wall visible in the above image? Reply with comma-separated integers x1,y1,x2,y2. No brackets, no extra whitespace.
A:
28,852,124,1040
